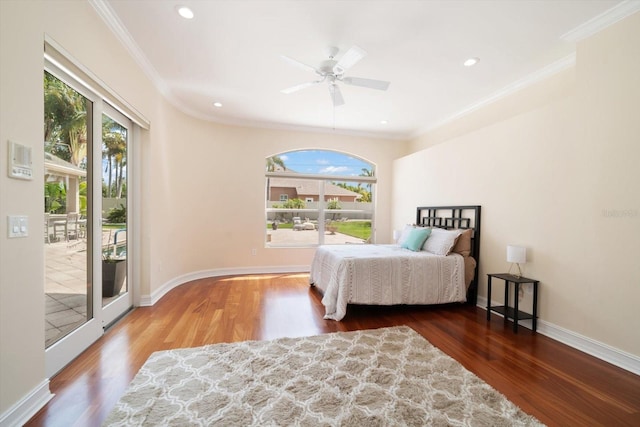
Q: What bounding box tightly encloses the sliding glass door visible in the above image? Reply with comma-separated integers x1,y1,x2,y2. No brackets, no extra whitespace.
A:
44,65,134,376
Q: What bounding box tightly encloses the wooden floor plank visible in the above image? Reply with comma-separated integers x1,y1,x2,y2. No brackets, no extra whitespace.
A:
26,274,640,426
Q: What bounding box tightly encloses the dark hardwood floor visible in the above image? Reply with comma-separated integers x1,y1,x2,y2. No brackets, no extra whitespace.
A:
27,273,640,426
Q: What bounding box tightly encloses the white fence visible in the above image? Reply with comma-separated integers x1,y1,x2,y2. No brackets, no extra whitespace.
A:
266,202,373,222
103,198,125,218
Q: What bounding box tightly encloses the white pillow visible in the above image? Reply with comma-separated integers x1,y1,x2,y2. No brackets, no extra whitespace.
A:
422,228,462,255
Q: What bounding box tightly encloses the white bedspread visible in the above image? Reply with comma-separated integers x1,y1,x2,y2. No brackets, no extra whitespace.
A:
310,244,466,320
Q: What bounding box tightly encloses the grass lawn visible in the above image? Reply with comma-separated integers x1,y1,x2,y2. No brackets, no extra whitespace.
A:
334,221,371,240
267,220,371,239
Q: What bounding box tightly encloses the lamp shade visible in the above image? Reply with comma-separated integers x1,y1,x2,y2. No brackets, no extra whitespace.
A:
507,245,526,264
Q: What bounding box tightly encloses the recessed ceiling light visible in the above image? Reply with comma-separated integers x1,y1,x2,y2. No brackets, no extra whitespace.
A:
213,102,222,108
177,6,194,19
380,120,388,124
464,57,479,67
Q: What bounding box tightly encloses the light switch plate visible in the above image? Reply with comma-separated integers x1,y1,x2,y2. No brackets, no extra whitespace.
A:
7,215,28,238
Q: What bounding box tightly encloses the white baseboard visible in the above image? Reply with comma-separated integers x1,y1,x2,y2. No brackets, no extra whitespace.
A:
139,265,311,307
477,296,640,376
0,380,53,427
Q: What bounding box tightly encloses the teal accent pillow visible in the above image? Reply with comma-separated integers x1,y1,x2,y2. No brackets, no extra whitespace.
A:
401,227,431,251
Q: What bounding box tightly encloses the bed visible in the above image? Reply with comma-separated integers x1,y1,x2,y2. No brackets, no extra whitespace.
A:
310,206,481,320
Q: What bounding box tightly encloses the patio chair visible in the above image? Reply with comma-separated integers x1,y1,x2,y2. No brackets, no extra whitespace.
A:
66,212,80,241
78,215,87,238
44,213,67,243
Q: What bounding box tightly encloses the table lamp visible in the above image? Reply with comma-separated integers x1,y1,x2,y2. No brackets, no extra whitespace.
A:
507,245,526,278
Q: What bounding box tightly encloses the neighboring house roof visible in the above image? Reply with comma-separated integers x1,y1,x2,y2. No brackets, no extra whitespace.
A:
270,176,362,199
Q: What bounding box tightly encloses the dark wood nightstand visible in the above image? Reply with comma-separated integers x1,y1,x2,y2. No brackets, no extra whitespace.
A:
486,273,539,333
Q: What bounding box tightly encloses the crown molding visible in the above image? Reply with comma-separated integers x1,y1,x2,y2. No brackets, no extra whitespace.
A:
410,53,576,139
411,1,640,139
561,0,640,42
88,0,168,96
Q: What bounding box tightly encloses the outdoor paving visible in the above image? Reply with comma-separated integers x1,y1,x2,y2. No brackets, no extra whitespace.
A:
45,230,126,347
267,228,366,245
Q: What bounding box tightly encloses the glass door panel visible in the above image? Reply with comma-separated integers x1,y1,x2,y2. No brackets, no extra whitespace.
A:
44,71,93,347
101,105,132,325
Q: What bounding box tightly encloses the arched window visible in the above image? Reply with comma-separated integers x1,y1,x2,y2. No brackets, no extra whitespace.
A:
266,150,376,247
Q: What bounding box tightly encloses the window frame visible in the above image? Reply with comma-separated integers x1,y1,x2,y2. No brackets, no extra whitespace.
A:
265,170,377,248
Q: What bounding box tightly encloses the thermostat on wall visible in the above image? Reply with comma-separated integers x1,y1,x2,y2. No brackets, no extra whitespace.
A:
7,140,33,180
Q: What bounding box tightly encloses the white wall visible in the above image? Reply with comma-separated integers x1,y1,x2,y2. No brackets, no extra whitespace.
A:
145,99,404,298
0,0,405,418
0,1,46,416
393,12,640,358
0,0,158,418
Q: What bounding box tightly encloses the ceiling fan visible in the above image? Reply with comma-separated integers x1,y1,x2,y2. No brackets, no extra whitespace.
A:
280,45,390,107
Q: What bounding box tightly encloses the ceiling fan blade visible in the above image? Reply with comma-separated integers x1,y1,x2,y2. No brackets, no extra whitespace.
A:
342,76,390,91
333,45,367,74
329,84,344,107
280,80,321,94
280,55,318,74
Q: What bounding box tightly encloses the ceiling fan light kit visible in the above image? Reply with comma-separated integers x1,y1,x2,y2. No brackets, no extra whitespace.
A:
281,45,390,107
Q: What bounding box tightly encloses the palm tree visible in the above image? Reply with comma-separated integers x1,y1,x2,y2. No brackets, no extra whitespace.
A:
44,72,87,167
102,117,127,198
266,156,287,202
359,167,373,193
266,155,286,172
115,153,126,198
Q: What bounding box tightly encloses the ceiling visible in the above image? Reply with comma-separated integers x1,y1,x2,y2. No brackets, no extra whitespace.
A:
97,0,636,140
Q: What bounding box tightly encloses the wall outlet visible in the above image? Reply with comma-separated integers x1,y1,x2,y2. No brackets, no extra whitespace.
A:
251,248,257,256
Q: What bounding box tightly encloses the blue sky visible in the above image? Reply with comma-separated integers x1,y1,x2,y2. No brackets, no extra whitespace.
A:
278,150,373,176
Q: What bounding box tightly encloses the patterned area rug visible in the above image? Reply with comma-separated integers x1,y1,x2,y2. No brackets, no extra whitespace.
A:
104,326,544,426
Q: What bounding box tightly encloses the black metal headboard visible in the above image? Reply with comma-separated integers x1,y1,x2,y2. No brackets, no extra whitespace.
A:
416,205,481,305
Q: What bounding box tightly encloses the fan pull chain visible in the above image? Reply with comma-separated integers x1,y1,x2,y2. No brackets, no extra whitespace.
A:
332,105,335,131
